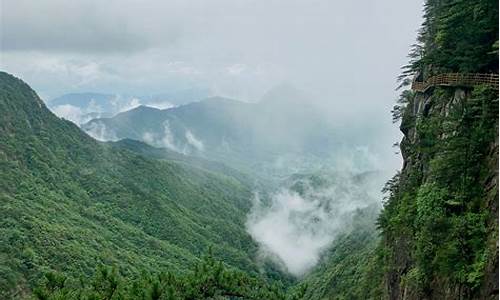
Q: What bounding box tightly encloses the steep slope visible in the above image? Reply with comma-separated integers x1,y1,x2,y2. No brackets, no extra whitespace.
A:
301,213,383,300
380,85,498,299
378,0,499,299
0,72,270,298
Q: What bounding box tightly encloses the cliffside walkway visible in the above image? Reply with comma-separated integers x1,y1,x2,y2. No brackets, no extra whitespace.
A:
411,73,499,92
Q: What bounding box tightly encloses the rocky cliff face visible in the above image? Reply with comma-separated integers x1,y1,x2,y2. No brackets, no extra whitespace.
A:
382,86,498,299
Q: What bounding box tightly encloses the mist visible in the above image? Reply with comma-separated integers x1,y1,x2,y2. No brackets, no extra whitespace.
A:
246,169,385,276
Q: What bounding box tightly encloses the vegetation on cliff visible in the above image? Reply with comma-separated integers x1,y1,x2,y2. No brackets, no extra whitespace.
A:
380,0,498,298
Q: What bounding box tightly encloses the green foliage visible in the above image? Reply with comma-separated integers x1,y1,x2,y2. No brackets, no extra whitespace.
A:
391,90,416,124
400,0,498,84
380,0,498,296
0,71,385,300
380,84,498,296
33,253,305,300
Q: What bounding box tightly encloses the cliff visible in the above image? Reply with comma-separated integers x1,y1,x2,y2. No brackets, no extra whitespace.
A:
375,0,499,298
380,82,498,299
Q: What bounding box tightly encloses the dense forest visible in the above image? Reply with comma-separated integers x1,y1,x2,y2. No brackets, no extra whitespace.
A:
379,0,499,298
0,0,498,299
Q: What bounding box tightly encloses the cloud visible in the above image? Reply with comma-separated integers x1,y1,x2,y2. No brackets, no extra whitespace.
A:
185,130,204,151
118,97,141,113
145,101,175,110
246,170,385,276
51,104,85,124
1,0,180,53
2,0,424,101
141,121,186,154
51,100,105,125
226,64,247,75
2,0,423,174
84,121,118,141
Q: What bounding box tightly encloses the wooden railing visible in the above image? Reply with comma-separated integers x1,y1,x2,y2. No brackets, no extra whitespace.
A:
411,73,499,92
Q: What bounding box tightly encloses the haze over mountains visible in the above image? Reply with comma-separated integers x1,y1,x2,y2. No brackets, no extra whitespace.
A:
79,85,390,177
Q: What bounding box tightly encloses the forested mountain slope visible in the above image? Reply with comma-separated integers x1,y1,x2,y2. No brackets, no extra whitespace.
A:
378,0,499,298
0,72,280,298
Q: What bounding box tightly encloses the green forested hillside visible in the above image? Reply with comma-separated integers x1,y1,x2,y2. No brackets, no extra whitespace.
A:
0,72,286,298
379,0,499,298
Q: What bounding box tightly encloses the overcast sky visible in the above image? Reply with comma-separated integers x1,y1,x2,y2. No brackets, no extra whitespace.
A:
1,0,423,99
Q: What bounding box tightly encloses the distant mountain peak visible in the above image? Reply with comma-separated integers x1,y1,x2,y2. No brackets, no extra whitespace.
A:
131,104,161,112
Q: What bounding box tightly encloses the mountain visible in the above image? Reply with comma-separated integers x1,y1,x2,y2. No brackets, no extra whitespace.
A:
82,94,341,177
110,138,257,190
47,89,211,125
0,72,285,298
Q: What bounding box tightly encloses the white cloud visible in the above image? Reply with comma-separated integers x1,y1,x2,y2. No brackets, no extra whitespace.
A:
145,100,175,110
51,104,84,124
51,102,104,125
246,172,382,276
185,130,204,151
1,0,424,105
84,121,118,141
118,97,141,112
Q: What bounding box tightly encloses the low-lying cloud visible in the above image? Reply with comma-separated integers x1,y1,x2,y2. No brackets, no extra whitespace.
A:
246,171,382,276
140,122,205,155
84,121,118,141
185,130,204,152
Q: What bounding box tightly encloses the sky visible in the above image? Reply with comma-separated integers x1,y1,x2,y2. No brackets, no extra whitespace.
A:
1,0,424,169
1,0,423,99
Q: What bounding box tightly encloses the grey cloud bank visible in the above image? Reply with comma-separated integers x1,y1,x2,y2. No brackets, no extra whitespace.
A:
1,0,423,103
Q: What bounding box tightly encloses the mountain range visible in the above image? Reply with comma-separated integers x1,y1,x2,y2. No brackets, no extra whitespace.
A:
81,91,355,177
